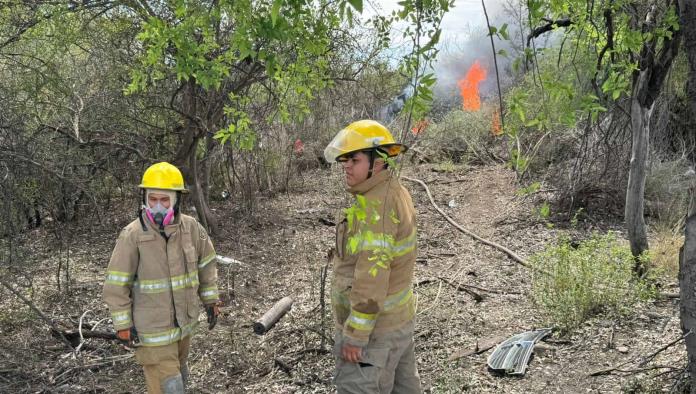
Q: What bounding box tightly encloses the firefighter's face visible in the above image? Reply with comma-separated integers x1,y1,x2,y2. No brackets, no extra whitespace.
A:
340,151,383,187
147,192,172,209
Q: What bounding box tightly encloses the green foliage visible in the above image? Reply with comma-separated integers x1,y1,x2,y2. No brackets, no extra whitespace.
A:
125,0,350,150
501,0,678,177
344,196,398,277
504,53,605,176
537,201,550,219
376,0,454,130
516,182,541,196
531,233,653,334
434,159,458,173
214,93,255,150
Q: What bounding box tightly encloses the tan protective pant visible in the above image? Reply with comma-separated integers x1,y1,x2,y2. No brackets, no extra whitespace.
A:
135,336,191,394
334,321,422,394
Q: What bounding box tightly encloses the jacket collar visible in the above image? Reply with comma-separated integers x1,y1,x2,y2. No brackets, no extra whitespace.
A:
346,169,391,195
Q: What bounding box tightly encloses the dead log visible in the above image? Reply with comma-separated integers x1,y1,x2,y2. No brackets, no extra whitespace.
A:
254,296,294,335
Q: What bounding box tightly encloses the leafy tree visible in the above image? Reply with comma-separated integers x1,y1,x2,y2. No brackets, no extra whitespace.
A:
119,0,364,234
508,0,681,262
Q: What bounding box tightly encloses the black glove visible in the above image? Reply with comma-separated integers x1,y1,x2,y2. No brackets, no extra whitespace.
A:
206,303,220,330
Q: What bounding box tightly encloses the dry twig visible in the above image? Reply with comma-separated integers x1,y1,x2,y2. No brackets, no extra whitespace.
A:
589,330,692,377
402,176,547,274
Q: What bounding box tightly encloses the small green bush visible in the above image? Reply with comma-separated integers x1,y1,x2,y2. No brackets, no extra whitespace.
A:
531,232,653,334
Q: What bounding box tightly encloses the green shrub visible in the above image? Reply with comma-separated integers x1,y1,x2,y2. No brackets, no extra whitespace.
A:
531,232,653,334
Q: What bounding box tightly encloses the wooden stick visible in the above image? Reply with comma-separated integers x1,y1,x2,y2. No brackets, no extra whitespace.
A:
448,334,509,361
436,276,484,302
402,176,547,274
589,330,691,376
254,296,294,335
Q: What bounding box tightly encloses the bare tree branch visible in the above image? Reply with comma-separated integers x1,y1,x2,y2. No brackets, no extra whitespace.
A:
527,18,573,46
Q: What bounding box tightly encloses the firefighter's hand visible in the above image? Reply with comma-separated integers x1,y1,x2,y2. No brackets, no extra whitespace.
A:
341,343,363,363
206,302,221,330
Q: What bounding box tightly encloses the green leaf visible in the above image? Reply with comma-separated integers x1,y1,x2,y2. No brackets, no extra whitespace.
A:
349,237,359,254
347,0,363,13
271,0,282,27
499,23,509,40
419,29,441,54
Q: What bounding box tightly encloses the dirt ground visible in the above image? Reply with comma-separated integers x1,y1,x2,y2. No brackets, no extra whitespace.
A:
0,163,686,393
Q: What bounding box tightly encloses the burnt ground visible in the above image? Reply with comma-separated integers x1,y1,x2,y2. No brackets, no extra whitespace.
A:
0,163,686,393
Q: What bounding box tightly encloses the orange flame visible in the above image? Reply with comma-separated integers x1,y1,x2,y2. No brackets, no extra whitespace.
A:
457,60,487,111
491,109,502,136
411,119,429,136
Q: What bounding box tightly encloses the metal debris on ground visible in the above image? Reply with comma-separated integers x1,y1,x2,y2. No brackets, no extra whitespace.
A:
217,255,245,266
487,328,552,376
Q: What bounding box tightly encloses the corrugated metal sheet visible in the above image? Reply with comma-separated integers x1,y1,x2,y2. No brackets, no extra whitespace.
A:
487,328,552,375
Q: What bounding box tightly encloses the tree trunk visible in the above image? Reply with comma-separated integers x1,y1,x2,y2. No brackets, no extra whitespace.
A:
173,81,220,236
625,95,652,262
175,135,219,236
201,134,216,204
625,3,682,263
681,0,696,123
679,206,696,393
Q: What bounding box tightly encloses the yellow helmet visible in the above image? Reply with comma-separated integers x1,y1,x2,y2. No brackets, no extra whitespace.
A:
324,120,407,162
139,162,188,192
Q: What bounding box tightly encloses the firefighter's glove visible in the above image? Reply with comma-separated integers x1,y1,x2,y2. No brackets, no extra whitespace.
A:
206,302,221,330
116,327,138,347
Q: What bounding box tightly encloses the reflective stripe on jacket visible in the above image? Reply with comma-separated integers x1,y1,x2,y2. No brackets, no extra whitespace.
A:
331,170,417,346
103,213,219,346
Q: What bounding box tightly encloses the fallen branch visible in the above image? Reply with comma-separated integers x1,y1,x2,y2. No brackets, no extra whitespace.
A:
402,176,545,274
589,330,691,377
437,276,484,302
417,277,522,296
448,334,509,361
60,329,118,345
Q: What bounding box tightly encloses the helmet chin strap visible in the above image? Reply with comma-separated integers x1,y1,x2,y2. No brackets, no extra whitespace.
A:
367,150,376,179
367,149,388,179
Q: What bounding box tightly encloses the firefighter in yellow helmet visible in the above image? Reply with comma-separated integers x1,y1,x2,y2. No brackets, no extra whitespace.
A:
325,120,422,393
103,162,221,394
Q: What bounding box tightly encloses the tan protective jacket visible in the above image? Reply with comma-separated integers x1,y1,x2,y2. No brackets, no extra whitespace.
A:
332,170,417,346
103,213,219,347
